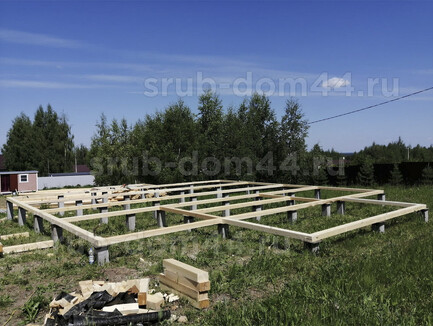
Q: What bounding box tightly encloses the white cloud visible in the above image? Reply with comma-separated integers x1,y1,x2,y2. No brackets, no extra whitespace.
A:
83,74,143,83
0,29,84,48
322,77,351,88
0,79,109,89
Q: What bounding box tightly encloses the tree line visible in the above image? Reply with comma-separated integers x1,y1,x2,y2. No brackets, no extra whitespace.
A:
2,94,432,186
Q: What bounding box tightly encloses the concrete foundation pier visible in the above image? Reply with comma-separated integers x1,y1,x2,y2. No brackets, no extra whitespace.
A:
218,224,230,239
18,207,26,226
372,222,385,233
95,246,109,265
337,201,345,215
51,224,64,243
322,204,331,217
34,215,44,233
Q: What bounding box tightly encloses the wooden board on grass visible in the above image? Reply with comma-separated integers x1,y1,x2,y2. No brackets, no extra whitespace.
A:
164,269,210,292
160,283,209,309
163,258,209,283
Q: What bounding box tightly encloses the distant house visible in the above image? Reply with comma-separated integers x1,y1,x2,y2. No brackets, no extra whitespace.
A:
0,171,38,194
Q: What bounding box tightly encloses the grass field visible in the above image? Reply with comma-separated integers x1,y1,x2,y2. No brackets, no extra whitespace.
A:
0,185,432,325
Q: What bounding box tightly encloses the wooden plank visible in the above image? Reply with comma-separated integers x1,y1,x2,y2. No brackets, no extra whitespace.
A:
222,218,313,242
2,240,54,254
159,273,208,301
163,259,209,283
63,206,158,223
195,196,316,214
161,207,218,220
102,303,139,315
0,232,30,240
310,205,426,242
160,283,209,309
343,197,414,207
7,197,103,246
23,180,246,205
100,219,221,246
164,269,210,292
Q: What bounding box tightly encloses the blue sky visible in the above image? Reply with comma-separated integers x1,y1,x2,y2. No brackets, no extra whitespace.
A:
0,0,432,152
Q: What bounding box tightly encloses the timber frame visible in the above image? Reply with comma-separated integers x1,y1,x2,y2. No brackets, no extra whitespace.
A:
4,180,428,263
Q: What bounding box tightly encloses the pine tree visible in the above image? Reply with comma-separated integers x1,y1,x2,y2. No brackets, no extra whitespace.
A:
358,159,375,186
389,163,403,185
421,165,433,185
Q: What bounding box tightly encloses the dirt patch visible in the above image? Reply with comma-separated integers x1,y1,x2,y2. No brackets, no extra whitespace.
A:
102,267,142,282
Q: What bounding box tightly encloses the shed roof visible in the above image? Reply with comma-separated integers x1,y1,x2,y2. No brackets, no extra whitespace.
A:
0,171,38,175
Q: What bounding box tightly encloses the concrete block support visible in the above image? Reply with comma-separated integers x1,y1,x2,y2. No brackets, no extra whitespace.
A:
218,224,230,239
222,194,230,217
287,210,298,223
304,242,320,254
216,187,222,199
287,193,295,205
377,194,386,201
99,206,108,222
157,210,167,228
315,189,321,200
180,191,185,203
372,222,385,233
95,246,110,265
18,207,26,226
421,209,429,223
34,215,44,233
337,201,345,215
322,204,331,217
126,214,136,231
100,191,108,224
253,190,262,221
123,195,130,210
190,197,197,211
51,224,63,243
6,200,13,220
91,192,97,208
153,189,160,220
184,215,194,232
76,200,83,216
58,195,64,217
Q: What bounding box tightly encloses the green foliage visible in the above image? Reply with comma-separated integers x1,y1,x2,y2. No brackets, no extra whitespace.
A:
2,105,74,175
421,165,433,185
352,137,433,164
389,164,403,185
0,294,13,307
22,291,48,323
88,92,310,185
358,159,375,186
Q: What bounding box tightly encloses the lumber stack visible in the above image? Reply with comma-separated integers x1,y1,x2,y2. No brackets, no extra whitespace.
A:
159,258,210,309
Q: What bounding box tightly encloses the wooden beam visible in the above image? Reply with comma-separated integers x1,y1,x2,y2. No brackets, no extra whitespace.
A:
2,240,54,254
163,258,209,283
99,219,221,246
222,218,313,242
159,274,208,301
7,197,103,246
0,232,30,240
63,206,158,223
310,204,426,242
342,197,415,207
161,207,218,220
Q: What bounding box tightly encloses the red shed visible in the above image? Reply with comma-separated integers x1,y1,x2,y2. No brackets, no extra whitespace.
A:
0,171,38,194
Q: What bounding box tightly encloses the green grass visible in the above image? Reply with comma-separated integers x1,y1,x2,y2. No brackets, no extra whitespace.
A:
0,186,432,325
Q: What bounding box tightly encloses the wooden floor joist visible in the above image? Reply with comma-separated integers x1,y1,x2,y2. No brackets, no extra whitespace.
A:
4,180,427,263
1,240,54,255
